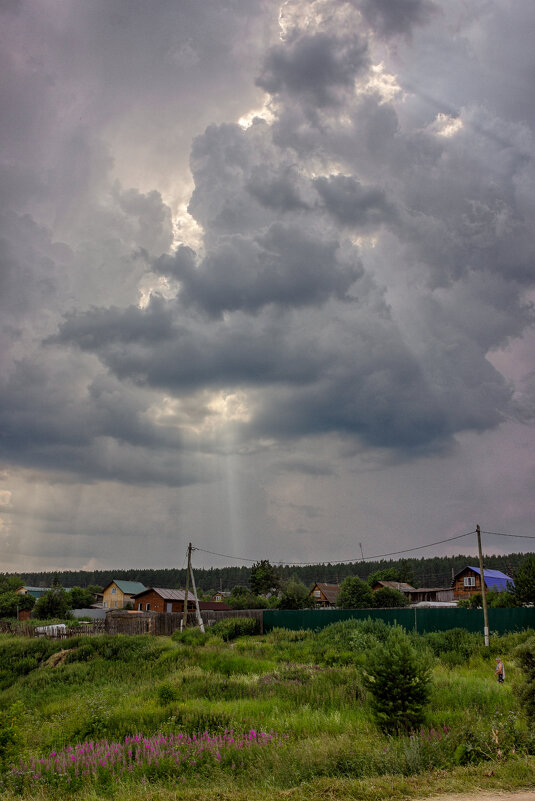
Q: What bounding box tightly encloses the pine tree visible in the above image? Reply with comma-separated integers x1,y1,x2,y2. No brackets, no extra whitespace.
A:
363,627,432,732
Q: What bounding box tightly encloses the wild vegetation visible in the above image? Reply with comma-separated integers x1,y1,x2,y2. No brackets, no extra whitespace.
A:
0,619,534,800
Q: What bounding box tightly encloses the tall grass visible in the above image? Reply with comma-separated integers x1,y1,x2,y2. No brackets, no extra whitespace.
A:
0,622,533,800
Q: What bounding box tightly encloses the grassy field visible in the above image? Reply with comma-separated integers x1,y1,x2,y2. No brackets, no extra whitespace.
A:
0,619,534,800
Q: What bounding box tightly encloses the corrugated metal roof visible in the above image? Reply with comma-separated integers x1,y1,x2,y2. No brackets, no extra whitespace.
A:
133,587,186,600
373,580,415,593
111,580,147,595
314,583,340,604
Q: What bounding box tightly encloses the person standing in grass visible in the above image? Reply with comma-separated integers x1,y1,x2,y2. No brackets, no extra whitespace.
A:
495,657,505,684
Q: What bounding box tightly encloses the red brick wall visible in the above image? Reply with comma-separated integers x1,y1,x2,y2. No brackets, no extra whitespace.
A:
134,590,184,613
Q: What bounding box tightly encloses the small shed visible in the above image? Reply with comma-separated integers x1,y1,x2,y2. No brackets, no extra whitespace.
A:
370,580,416,599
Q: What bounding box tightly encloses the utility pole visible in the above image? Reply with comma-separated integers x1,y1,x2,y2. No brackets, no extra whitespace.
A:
182,543,191,630
189,559,205,633
359,542,364,561
476,524,490,647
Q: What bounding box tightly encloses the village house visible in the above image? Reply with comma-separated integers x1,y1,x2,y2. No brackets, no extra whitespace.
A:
102,579,146,609
16,586,53,600
308,583,340,607
211,591,231,603
132,587,232,613
451,566,514,601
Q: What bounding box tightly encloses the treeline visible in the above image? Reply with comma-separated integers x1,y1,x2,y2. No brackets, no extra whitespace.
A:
8,552,533,593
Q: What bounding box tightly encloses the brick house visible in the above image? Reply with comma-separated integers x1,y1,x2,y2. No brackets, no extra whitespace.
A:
132,587,231,613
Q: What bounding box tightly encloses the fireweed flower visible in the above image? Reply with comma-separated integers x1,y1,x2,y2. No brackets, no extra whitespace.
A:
10,730,284,786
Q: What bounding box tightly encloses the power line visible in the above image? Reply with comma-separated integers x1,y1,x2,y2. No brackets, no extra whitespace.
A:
194,530,476,567
193,546,258,563
482,530,535,539
193,529,534,569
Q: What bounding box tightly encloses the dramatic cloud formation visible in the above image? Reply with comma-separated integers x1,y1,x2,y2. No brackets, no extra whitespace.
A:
1,0,534,571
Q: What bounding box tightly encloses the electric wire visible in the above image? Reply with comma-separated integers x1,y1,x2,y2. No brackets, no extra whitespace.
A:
194,530,476,566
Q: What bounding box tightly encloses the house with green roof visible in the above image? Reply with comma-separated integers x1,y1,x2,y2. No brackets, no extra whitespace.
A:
16,586,53,600
102,579,146,610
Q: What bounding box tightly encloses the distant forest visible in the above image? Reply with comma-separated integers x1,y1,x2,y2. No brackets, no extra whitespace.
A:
9,552,534,593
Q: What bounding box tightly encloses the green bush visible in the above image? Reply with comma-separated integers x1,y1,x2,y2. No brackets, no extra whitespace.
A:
363,626,433,733
171,627,208,646
0,701,24,762
157,681,179,705
420,627,478,663
515,635,535,732
210,617,260,641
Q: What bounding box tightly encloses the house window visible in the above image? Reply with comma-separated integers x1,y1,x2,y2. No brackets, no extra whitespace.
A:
146,603,151,610
464,576,476,587
103,601,108,608
138,603,142,610
111,587,116,594
114,601,118,608
314,590,321,597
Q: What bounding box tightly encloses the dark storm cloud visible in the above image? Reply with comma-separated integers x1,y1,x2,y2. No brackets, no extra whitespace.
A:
0,355,205,487
48,0,535,463
313,174,396,227
256,31,369,106
3,0,535,510
246,165,309,212
53,300,328,391
154,224,362,315
243,315,512,451
355,0,437,37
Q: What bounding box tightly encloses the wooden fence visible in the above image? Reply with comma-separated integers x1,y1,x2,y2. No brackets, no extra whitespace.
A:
0,609,264,638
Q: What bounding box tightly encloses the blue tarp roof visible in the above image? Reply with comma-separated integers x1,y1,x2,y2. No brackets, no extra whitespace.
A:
468,566,514,592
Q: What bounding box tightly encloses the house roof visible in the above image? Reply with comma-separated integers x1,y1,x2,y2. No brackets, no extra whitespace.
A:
372,580,415,593
16,586,53,598
407,587,450,593
107,580,147,595
452,567,514,592
133,587,187,600
311,583,340,604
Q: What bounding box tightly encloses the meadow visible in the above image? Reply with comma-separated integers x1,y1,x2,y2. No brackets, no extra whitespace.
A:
0,618,534,801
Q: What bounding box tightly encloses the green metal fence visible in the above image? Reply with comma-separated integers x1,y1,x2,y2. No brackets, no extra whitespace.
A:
263,607,535,635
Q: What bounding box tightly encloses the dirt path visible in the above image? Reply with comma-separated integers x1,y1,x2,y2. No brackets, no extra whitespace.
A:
416,793,535,801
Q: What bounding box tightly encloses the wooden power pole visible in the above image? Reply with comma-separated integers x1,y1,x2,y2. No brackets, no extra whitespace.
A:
181,542,204,632
476,524,490,647
182,542,191,629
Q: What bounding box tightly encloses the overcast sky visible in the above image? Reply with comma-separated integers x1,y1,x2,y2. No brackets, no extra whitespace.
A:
1,0,535,575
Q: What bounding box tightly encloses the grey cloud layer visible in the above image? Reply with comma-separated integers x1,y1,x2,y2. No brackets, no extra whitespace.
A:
2,0,535,496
